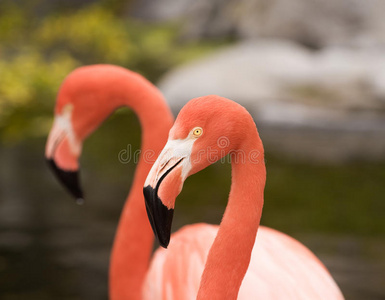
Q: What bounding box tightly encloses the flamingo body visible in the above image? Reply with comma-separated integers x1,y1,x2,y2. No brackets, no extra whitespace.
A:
143,95,344,300
45,64,174,300
143,224,343,300
47,74,344,300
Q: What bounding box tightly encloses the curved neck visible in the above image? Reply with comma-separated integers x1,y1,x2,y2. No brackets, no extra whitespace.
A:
106,70,173,300
197,134,266,300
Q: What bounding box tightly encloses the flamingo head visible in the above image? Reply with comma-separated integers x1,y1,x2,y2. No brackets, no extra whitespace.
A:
144,95,257,248
45,71,118,204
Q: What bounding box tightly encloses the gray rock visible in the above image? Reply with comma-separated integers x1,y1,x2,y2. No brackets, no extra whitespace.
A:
158,40,385,162
130,0,193,21
131,0,385,48
184,0,385,48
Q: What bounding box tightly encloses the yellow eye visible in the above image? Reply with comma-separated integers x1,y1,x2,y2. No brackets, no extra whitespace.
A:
192,127,203,137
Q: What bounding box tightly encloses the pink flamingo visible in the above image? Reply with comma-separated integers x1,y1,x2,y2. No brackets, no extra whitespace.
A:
143,95,344,299
45,64,174,300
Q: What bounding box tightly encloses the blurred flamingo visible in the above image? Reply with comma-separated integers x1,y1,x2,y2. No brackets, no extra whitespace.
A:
143,95,345,300
45,64,173,300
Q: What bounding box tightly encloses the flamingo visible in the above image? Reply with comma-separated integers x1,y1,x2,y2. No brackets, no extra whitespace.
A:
143,95,344,299
45,64,174,300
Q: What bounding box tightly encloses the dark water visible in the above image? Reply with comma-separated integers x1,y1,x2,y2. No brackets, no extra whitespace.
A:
0,135,384,300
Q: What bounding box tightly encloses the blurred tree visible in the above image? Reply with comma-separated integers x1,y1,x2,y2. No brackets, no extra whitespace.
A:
0,1,228,144
101,0,134,16
0,51,78,142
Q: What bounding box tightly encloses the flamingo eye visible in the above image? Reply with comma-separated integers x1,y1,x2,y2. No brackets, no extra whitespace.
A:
192,127,203,137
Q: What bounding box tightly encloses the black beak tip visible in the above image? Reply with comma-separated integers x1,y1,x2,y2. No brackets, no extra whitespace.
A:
143,185,173,249
46,158,84,202
159,235,170,249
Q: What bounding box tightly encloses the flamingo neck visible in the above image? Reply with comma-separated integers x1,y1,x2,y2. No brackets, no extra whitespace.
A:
107,71,173,300
197,135,266,300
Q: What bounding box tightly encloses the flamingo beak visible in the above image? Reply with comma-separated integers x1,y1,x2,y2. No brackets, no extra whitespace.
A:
46,158,84,204
143,184,174,248
45,117,84,204
143,143,190,248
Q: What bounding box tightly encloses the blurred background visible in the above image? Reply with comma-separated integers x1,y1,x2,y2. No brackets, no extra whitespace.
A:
0,0,384,299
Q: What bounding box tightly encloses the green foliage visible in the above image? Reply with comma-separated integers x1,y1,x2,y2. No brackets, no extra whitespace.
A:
0,51,78,142
0,3,227,143
34,6,133,65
